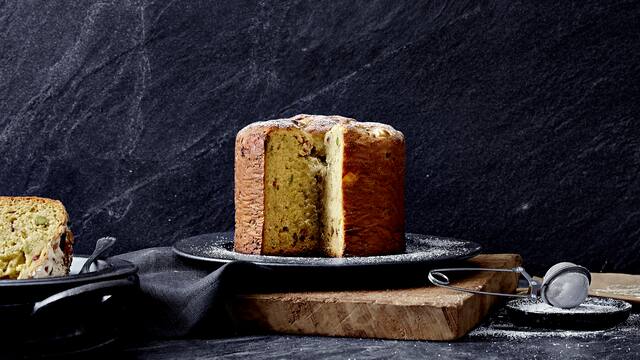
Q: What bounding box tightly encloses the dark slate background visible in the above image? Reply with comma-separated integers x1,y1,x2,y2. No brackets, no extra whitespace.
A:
1,1,639,274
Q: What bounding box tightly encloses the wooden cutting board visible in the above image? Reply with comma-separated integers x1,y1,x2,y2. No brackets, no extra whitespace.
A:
589,273,640,304
230,254,521,341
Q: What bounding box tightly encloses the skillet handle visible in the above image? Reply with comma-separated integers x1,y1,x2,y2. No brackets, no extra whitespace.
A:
32,278,137,316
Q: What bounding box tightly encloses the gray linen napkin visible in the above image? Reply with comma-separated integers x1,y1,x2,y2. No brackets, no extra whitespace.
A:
114,247,267,339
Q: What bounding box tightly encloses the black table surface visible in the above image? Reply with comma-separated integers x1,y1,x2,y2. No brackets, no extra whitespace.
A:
116,309,640,360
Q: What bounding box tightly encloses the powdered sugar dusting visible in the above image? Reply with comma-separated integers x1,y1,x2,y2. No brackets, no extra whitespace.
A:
514,297,630,314
470,327,605,339
173,232,481,268
468,312,639,340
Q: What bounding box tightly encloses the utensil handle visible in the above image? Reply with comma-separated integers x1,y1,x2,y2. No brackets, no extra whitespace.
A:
80,236,117,274
32,277,136,316
428,267,534,299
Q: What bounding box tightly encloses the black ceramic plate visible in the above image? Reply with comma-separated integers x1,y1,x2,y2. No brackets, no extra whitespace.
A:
173,232,482,269
505,297,632,330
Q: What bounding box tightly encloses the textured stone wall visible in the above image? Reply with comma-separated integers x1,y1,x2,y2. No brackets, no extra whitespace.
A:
1,1,638,273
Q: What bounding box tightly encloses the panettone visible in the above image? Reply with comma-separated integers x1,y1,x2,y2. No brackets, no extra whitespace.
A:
234,114,405,257
0,197,74,279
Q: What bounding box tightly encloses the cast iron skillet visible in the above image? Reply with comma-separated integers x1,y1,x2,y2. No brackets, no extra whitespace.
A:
0,256,138,356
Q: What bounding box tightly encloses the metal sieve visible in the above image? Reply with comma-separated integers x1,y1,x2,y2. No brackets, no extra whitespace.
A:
428,262,591,309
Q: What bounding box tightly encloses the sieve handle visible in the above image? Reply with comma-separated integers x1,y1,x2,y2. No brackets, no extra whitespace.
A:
428,267,541,299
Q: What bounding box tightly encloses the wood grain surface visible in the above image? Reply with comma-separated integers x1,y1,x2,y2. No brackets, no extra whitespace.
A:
590,273,640,305
231,254,522,341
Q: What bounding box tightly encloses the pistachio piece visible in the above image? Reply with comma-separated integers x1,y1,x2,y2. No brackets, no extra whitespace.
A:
35,215,49,226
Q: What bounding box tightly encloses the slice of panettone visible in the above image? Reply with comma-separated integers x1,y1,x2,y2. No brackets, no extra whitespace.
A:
0,197,74,279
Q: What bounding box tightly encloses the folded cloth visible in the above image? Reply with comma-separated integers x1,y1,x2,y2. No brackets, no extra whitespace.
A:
114,247,268,339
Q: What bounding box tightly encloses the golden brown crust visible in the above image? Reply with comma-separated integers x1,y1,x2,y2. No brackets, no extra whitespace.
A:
62,229,74,273
237,114,354,138
340,123,405,256
234,127,268,254
0,196,68,219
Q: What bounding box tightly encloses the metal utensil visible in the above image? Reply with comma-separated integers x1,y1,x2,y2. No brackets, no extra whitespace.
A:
428,262,591,309
79,237,117,274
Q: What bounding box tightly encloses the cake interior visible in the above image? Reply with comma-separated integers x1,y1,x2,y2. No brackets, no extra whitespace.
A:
263,129,326,255
0,199,66,279
323,125,345,256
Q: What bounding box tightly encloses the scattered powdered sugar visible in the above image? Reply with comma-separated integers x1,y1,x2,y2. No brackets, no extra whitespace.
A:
619,312,640,329
469,327,605,339
174,232,481,267
467,312,639,340
520,302,612,314
513,297,629,314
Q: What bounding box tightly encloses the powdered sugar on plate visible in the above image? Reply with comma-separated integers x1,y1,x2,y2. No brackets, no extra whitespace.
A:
173,232,482,268
469,327,606,339
496,297,633,333
512,297,631,314
467,311,639,340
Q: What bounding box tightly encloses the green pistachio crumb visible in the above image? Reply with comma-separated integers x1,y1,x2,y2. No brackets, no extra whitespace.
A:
288,174,294,185
35,215,49,226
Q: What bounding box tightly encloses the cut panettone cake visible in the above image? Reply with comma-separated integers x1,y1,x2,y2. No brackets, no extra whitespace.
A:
234,114,405,257
0,197,74,279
